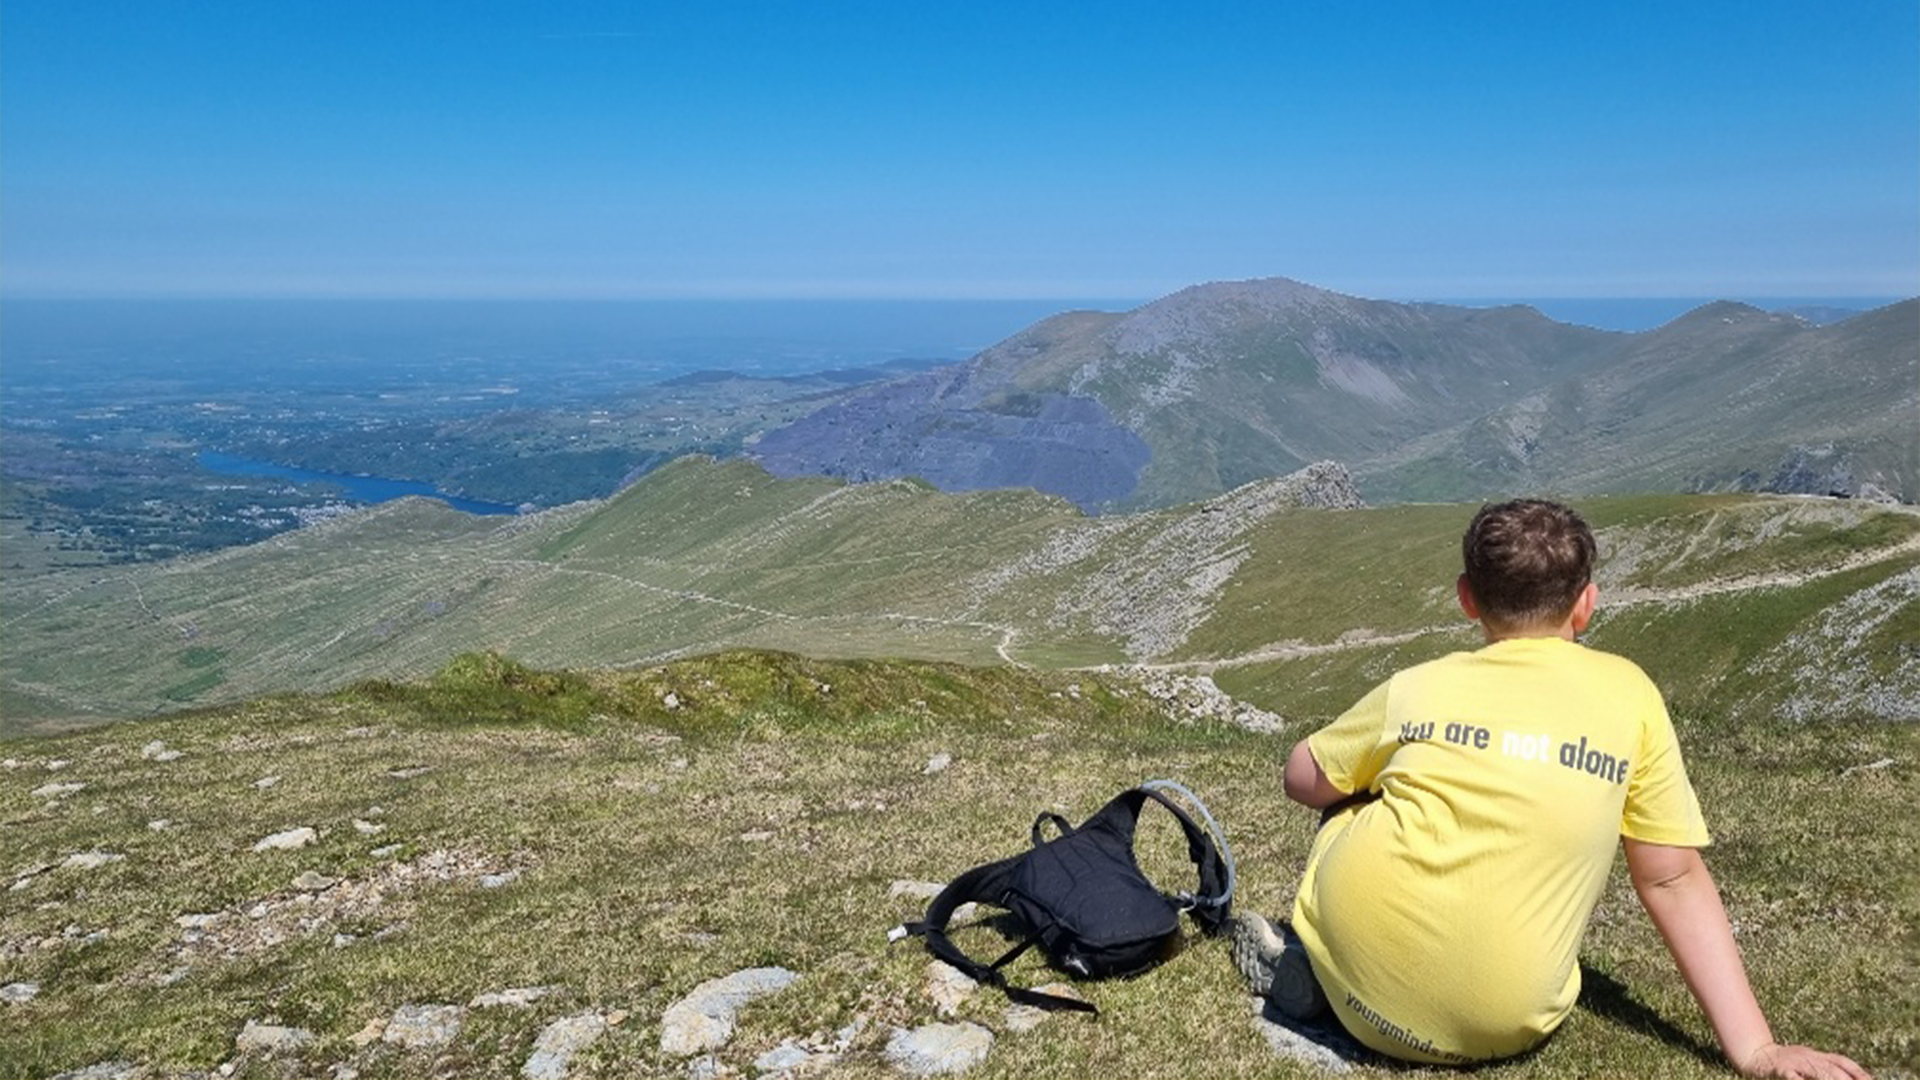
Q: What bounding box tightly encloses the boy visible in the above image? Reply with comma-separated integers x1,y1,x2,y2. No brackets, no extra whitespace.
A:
1233,499,1867,1079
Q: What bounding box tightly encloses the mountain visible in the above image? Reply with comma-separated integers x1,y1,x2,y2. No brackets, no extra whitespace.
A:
747,278,1917,509
4,456,1912,733
1360,299,1920,502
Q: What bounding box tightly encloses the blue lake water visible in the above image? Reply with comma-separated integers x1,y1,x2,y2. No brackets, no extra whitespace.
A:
197,451,520,516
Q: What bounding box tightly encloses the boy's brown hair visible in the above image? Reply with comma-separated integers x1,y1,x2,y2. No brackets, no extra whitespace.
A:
1461,499,1596,630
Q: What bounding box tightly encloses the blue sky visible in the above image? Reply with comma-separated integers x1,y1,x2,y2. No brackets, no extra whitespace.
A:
3,1,1916,300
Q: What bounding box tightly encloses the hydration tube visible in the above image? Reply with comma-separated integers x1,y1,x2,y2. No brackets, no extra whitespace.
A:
1142,778,1236,909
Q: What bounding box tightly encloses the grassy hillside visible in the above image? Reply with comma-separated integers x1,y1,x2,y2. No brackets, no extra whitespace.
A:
3,460,1915,734
1360,301,1920,503
1,651,1912,1078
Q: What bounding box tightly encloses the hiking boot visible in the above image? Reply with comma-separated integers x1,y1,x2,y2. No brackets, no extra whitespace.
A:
1229,910,1327,1021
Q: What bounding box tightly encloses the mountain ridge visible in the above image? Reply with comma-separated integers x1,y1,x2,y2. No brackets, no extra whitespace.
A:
748,278,1916,509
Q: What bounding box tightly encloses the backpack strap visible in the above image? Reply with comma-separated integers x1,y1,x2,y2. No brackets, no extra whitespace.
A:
1083,782,1235,935
891,854,1099,1015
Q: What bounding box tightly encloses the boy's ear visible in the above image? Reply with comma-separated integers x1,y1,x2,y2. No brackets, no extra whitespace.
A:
1456,574,1481,621
1568,581,1599,633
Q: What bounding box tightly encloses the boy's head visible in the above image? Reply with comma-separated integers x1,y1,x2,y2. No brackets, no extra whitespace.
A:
1459,499,1597,636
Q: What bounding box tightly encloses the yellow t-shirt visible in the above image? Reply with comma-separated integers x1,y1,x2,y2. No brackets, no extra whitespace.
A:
1290,636,1710,1064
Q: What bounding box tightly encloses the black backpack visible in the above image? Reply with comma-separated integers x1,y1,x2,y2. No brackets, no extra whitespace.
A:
890,780,1235,1015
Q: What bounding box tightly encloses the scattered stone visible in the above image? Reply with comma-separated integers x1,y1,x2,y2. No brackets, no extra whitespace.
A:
252,827,317,852
176,913,223,930
884,1022,993,1076
148,819,173,831
370,843,403,859
738,830,775,843
382,1003,464,1049
2,981,39,1004
235,1020,315,1054
290,870,337,891
247,903,270,920
1249,997,1358,1073
1002,983,1085,1033
62,851,124,871
668,757,689,771
924,753,952,775
470,986,555,1008
32,782,86,799
365,805,386,817
661,691,681,710
925,960,978,1017
45,759,72,771
156,967,190,987
253,775,281,790
522,1011,607,1080
684,1056,726,1080
50,1062,138,1080
352,819,384,835
386,766,433,779
1120,669,1288,734
332,933,357,948
479,869,521,888
347,1017,387,1047
329,1065,359,1080
753,1041,835,1075
1840,757,1898,777
141,741,183,762
658,967,800,1056
0,758,16,769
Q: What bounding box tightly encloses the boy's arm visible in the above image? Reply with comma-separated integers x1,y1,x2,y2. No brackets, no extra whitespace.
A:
1283,738,1348,808
1623,839,1870,1080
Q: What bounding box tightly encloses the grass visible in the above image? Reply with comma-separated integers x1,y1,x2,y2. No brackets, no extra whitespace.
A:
2,650,1912,1078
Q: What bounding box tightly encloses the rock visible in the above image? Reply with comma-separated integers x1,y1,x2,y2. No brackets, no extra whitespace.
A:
332,934,357,948
1002,983,1085,1033
51,1063,139,1080
521,1011,608,1080
386,766,433,779
923,753,952,775
737,830,775,842
141,741,182,762
329,1066,359,1080
148,819,173,831
471,986,556,1008
175,913,222,930
247,904,270,920
684,1056,726,1080
251,827,316,852
2,981,39,1004
1250,997,1358,1073
254,775,281,790
884,1022,993,1076
478,869,521,888
62,852,124,871
658,966,800,1056
32,782,86,799
662,691,681,710
925,960,978,1017
352,819,384,835
753,1042,835,1075
370,843,403,859
291,870,337,892
45,759,72,770
235,1020,315,1054
382,1003,464,1049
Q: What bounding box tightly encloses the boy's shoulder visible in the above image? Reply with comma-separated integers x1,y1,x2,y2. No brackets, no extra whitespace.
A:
1398,638,1662,697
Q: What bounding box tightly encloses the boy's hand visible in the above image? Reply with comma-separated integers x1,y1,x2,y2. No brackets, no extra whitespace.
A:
1736,1042,1870,1079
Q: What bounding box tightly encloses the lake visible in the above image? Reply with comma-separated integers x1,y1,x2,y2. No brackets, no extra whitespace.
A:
197,451,521,516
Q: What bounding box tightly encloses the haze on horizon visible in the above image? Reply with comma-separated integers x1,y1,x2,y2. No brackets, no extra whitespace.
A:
2,1,1916,303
